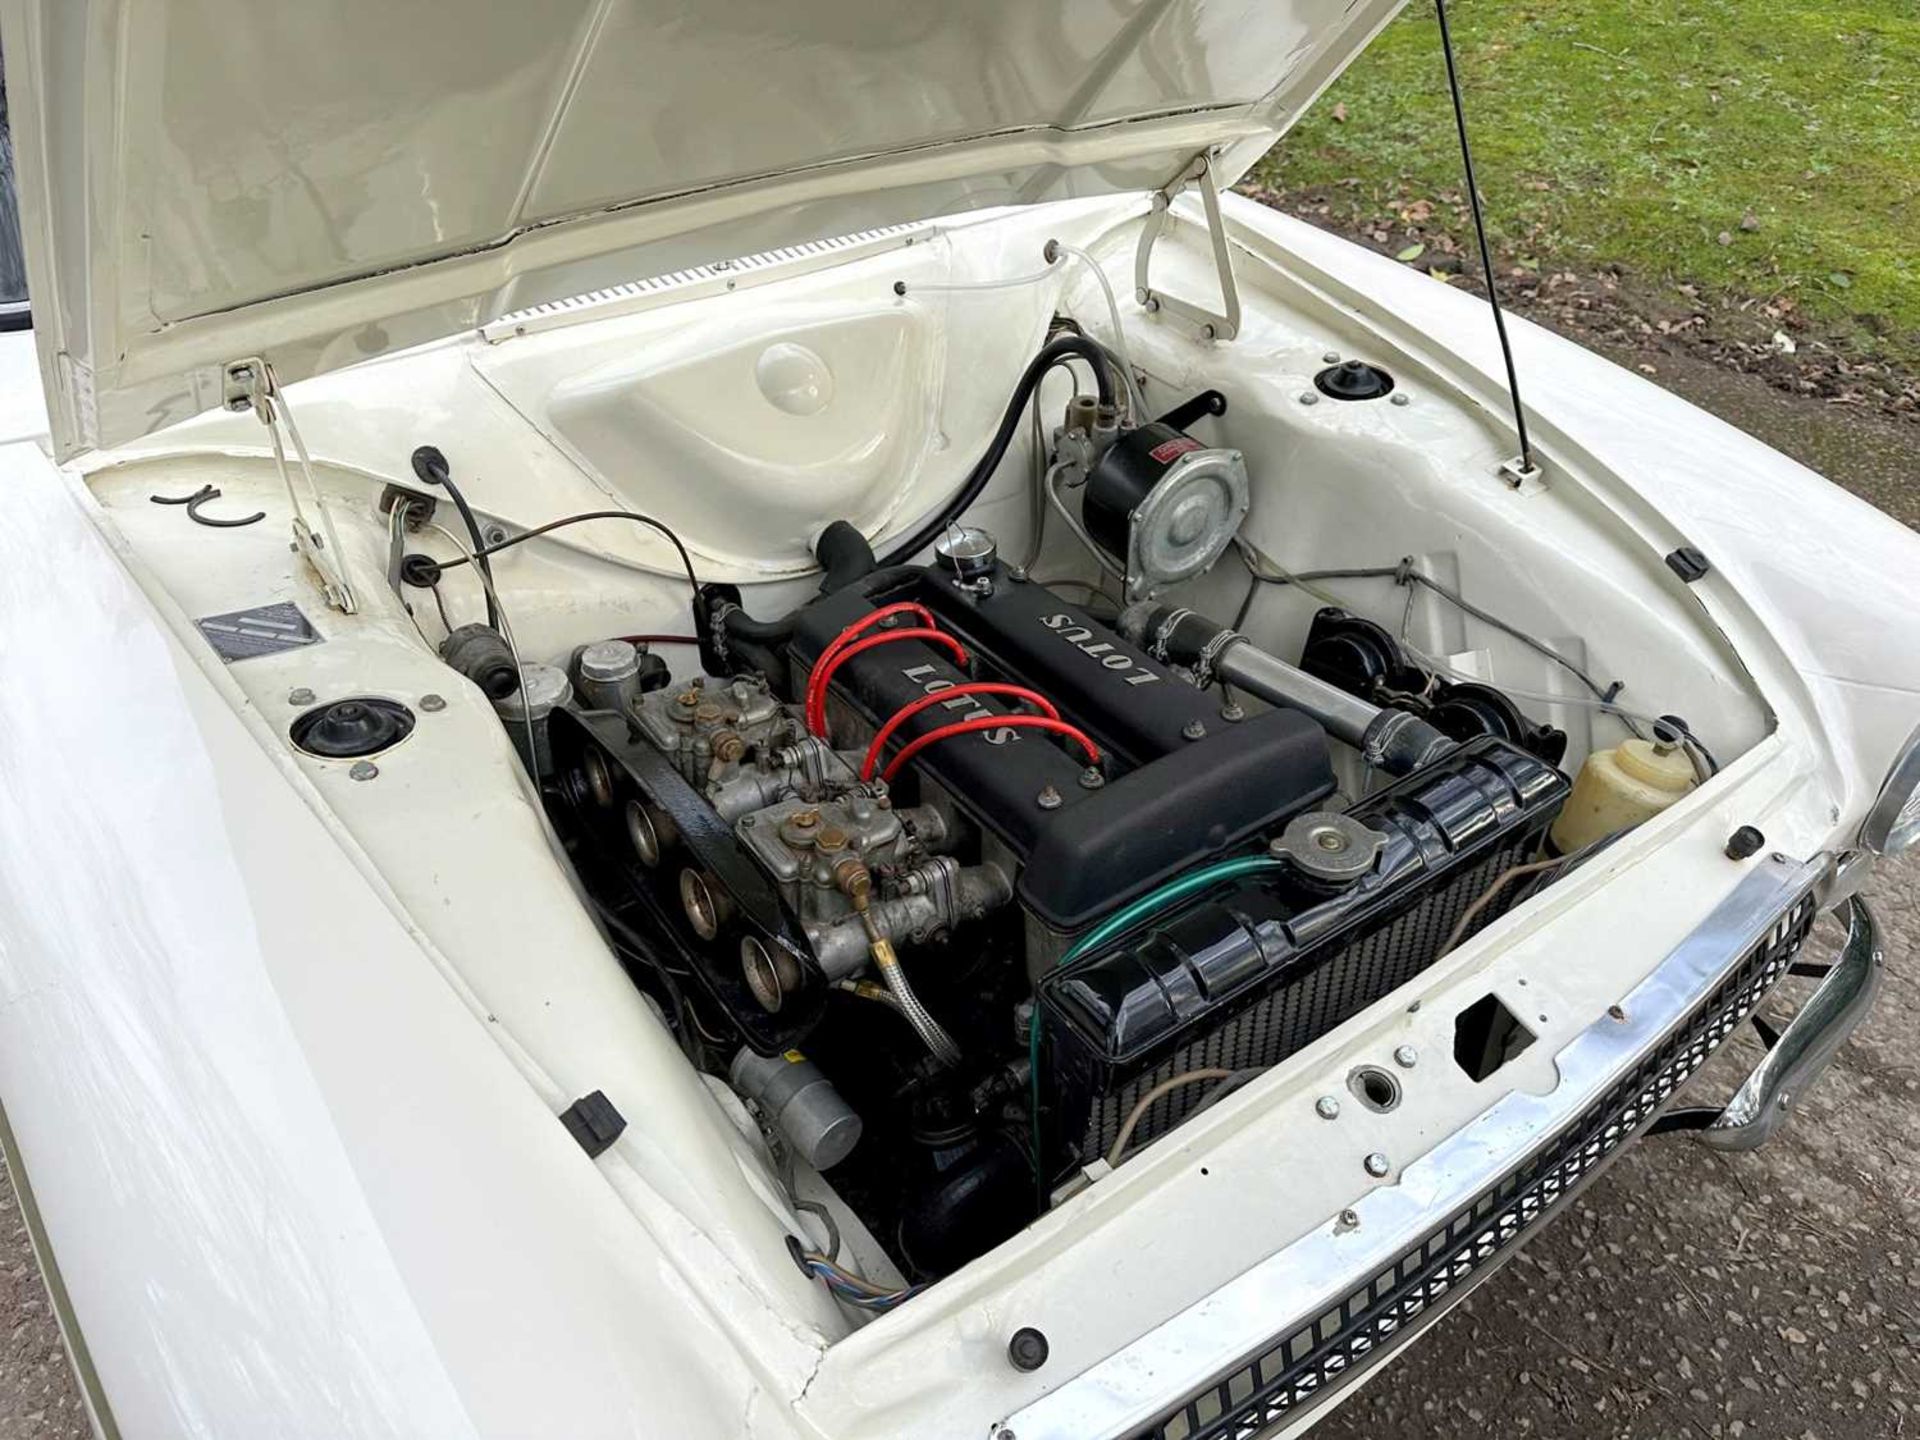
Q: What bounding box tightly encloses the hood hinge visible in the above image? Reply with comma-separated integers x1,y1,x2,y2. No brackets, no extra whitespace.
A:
1134,152,1241,343
223,358,357,614
54,351,100,453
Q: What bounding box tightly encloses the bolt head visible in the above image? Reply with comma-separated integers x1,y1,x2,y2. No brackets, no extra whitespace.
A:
419,693,446,713
1315,1095,1341,1120
1364,1152,1390,1178
1036,785,1063,811
1182,719,1207,741
1298,392,1319,406
288,687,317,706
1338,1207,1360,1228
1323,351,1341,364
1078,766,1106,789
349,760,379,782
1393,1044,1418,1069
1220,702,1246,722
1607,1004,1627,1022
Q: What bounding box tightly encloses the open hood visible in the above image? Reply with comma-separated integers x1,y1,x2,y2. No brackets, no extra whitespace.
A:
0,0,1404,460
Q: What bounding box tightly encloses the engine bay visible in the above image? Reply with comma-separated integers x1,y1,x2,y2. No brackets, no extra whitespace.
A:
539,552,1575,1284
77,211,1772,1325
426,326,1698,1300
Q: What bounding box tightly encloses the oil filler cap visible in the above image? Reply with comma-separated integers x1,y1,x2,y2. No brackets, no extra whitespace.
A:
291,696,416,758
1313,359,1395,401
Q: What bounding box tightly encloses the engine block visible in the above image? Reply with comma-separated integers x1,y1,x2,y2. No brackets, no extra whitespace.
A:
789,565,1337,930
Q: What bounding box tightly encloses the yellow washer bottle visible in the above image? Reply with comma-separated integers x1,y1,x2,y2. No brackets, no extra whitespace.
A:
1549,733,1697,852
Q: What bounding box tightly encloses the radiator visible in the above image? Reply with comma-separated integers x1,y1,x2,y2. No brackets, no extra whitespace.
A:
1039,739,1569,1169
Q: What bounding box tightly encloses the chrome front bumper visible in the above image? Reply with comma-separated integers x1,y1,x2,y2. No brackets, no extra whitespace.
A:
1656,892,1881,1151
999,854,1874,1440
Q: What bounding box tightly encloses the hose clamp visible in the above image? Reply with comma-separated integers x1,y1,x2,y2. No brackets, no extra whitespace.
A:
1359,710,1405,769
1140,605,1194,666
706,597,737,665
1191,624,1241,692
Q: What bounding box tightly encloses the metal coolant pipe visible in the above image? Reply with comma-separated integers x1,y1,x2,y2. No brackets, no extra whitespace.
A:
1119,602,1456,776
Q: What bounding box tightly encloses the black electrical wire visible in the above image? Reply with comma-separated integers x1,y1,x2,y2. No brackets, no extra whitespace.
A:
590,898,707,1064
875,333,1116,568
426,578,455,633
439,509,702,611
411,446,499,627
1232,562,1261,630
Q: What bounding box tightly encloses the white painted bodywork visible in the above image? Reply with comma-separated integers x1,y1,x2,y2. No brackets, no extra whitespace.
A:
0,0,1401,458
1,5,1917,1439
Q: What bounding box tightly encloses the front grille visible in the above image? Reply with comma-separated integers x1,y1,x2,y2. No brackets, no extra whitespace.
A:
1086,846,1522,1158
1139,888,1819,1440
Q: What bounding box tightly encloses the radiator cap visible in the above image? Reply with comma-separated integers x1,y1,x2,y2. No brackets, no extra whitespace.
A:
1268,810,1388,883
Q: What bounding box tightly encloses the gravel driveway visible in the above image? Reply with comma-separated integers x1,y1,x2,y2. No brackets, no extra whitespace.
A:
3,343,1916,1440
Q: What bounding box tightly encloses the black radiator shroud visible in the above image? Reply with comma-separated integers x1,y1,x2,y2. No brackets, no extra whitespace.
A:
1040,738,1569,1165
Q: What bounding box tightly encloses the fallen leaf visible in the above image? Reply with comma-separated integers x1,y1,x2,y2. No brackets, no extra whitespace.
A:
1740,211,1761,231
1770,330,1797,355
1828,272,1853,288
1717,231,1734,246
1395,242,1426,262
1332,102,1348,123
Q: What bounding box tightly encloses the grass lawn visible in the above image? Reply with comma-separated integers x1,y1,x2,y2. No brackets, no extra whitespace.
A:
1251,0,1920,367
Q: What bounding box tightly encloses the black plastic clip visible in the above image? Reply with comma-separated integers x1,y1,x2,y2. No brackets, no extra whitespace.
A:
150,484,266,529
558,1090,626,1158
1665,546,1711,583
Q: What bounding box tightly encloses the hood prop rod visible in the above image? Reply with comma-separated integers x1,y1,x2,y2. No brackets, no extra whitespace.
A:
224,358,358,613
1434,0,1537,486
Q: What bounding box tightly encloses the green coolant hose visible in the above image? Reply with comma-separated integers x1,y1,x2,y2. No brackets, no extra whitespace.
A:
1031,853,1282,1205
1059,855,1283,965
